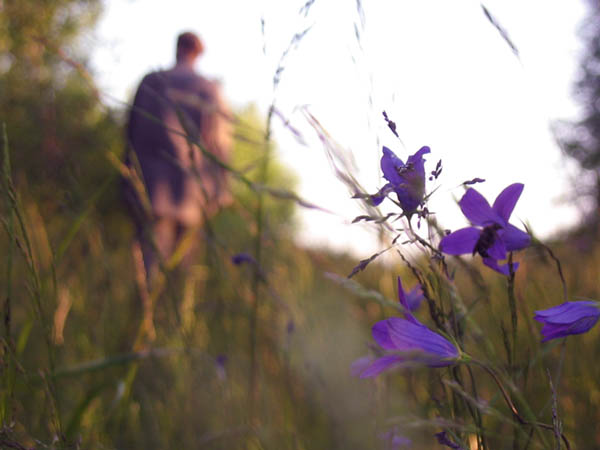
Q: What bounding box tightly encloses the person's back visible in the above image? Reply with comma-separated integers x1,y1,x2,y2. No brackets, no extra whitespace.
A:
127,66,230,225
125,31,232,281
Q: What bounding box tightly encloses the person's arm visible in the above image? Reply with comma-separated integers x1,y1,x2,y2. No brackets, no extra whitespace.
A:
201,81,232,163
200,81,233,209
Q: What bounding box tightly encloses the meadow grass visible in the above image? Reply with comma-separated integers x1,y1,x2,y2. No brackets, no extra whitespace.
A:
2,3,600,448
3,108,600,448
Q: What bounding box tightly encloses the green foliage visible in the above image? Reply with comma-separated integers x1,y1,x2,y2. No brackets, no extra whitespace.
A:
3,2,600,449
232,105,298,227
0,0,121,215
1,118,379,447
555,0,600,222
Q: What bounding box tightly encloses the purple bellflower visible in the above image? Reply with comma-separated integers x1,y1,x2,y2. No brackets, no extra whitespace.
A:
379,427,412,449
231,252,256,266
372,146,431,215
358,278,462,378
400,278,425,312
350,356,374,377
435,431,464,449
351,279,423,374
439,183,530,275
534,300,600,342
215,354,228,381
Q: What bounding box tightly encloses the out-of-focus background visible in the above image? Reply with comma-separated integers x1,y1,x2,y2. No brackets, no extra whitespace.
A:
2,0,600,448
90,0,587,254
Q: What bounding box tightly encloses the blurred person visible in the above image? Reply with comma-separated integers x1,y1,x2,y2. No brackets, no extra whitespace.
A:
124,31,233,284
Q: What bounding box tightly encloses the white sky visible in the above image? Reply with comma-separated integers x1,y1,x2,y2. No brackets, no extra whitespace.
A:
90,0,588,257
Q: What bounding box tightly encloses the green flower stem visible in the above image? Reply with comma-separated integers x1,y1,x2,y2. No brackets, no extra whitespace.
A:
471,360,571,450
507,252,517,376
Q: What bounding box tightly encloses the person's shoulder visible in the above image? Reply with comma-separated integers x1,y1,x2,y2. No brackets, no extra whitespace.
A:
140,70,168,85
136,70,172,97
131,70,169,107
196,75,224,95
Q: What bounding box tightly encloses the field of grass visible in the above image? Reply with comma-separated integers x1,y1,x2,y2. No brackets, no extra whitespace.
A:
2,3,600,447
2,105,600,449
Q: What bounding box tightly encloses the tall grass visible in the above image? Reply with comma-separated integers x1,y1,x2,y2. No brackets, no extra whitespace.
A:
3,110,600,448
0,99,600,448
2,3,600,450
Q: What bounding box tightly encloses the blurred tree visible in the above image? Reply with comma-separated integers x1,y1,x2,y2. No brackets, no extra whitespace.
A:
555,0,600,228
0,0,121,215
232,105,298,227
211,104,298,254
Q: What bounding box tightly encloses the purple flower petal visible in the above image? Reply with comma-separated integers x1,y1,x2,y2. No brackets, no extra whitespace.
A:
534,301,600,342
397,277,418,323
386,318,459,361
396,147,430,212
381,146,405,186
406,146,430,176
435,431,464,449
492,183,524,223
534,302,577,319
231,252,256,266
379,146,429,214
407,146,431,163
483,257,519,275
215,354,228,380
444,184,529,275
486,236,507,260
390,435,412,448
539,316,600,342
501,224,530,251
439,227,481,255
370,195,385,206
459,188,502,226
350,356,374,376
395,187,422,213
370,183,393,206
405,285,425,312
359,289,461,378
534,301,600,323
379,428,412,448
360,354,405,378
372,320,396,350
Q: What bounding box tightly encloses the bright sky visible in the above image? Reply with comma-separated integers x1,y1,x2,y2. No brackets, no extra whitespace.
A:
91,0,587,257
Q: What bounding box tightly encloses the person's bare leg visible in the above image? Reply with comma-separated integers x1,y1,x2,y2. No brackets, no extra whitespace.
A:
132,239,156,342
153,217,178,268
135,217,177,343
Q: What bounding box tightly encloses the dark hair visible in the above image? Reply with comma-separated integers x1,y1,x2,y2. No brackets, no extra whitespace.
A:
176,32,204,60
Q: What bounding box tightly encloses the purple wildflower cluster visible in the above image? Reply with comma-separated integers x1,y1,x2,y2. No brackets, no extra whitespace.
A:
352,138,600,447
370,145,531,275
361,143,600,351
